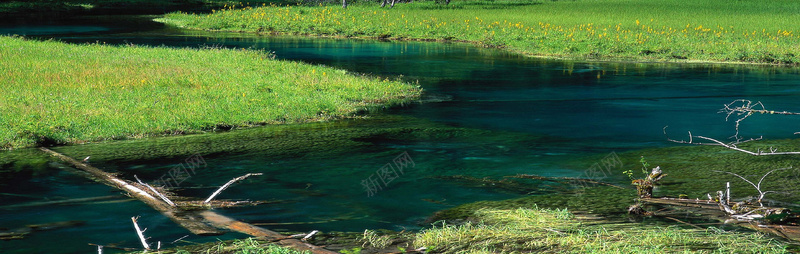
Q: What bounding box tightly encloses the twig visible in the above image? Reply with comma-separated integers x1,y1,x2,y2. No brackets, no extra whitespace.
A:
720,99,800,139
716,191,736,215
171,235,189,244
131,216,150,250
713,167,791,204
134,175,176,207
204,173,263,203
664,127,800,155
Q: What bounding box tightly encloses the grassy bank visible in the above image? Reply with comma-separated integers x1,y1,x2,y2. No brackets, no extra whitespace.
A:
0,36,420,149
141,207,789,253
0,0,297,18
160,0,800,65
415,206,788,253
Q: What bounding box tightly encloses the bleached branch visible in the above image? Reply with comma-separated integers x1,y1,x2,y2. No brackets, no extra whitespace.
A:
713,167,791,205
134,175,176,207
204,173,263,203
131,216,150,250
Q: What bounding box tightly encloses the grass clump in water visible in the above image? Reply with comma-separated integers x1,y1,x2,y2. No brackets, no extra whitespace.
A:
0,36,420,149
415,206,789,253
160,0,800,65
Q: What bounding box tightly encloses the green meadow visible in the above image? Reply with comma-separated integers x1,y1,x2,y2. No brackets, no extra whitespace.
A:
160,0,800,65
0,36,420,149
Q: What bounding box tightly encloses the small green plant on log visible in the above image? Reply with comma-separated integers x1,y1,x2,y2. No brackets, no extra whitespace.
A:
630,156,666,198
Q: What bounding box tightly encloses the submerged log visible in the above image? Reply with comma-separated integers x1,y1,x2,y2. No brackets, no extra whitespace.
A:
641,197,800,242
40,148,336,253
39,147,222,236
200,211,337,254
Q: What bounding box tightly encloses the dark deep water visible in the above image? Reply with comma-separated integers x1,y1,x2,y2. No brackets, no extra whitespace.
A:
2,16,800,253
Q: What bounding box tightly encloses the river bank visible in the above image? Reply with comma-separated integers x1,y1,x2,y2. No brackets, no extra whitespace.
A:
159,0,800,66
0,36,420,149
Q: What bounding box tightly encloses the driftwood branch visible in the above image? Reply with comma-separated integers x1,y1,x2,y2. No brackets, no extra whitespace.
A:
134,175,176,207
713,167,791,204
41,148,336,253
720,99,800,138
664,126,800,155
205,173,263,203
40,147,222,236
666,99,800,155
131,216,150,250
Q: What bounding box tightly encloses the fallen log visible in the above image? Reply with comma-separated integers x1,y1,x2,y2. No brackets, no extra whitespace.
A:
39,147,222,236
40,148,337,253
200,211,337,254
641,197,800,242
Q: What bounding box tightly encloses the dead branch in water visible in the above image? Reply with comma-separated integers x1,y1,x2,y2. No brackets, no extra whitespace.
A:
135,175,176,207
39,148,336,253
713,167,791,205
665,99,800,156
664,126,800,155
720,99,800,138
40,147,222,236
205,173,263,203
131,216,150,250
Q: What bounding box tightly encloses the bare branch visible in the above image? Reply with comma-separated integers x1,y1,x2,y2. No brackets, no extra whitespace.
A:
720,99,800,139
664,128,800,155
131,216,150,250
134,175,176,207
713,167,791,205
204,173,263,203
667,99,800,156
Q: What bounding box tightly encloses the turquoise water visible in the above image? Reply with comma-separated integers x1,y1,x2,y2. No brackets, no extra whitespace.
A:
2,16,800,253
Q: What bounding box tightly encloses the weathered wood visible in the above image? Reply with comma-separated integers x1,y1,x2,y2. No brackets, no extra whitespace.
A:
641,197,800,242
39,147,222,236
200,211,337,254
204,173,263,203
40,147,337,253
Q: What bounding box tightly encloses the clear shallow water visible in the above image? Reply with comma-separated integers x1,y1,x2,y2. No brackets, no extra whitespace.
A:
2,16,800,253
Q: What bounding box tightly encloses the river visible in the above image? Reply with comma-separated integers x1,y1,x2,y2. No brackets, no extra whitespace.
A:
2,15,800,253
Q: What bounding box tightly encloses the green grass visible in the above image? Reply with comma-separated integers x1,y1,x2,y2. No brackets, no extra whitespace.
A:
0,0,300,16
415,206,789,253
152,238,311,253
0,36,420,149
160,0,800,65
